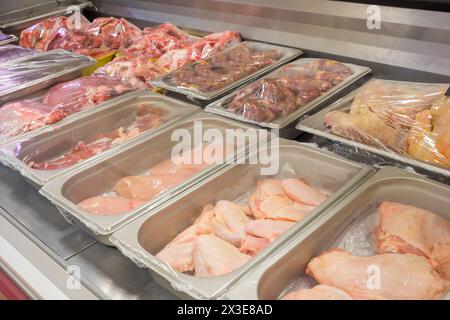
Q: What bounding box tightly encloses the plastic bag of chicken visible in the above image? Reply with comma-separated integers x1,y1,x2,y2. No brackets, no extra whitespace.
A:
0,76,141,143
219,59,355,123
87,17,142,49
321,79,450,170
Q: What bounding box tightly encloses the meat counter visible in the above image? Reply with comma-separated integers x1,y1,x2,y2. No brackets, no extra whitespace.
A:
0,0,449,300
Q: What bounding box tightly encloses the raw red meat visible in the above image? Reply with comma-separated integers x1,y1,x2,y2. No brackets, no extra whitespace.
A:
122,22,193,59
28,106,165,170
156,31,241,71
94,56,166,89
88,17,142,49
0,76,139,140
43,76,138,114
0,100,66,138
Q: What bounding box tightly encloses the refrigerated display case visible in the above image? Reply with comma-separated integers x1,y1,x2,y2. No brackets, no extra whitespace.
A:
0,0,449,300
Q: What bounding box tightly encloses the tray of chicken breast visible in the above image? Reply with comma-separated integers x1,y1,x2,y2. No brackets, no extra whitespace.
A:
224,166,450,300
205,58,371,137
0,92,201,187
296,79,450,177
109,139,373,299
151,41,302,102
39,113,259,244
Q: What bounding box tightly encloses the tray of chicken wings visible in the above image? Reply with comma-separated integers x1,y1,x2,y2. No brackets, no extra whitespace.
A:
296,79,450,176
205,58,371,131
39,113,258,244
151,41,302,101
224,166,450,300
0,49,96,104
109,139,373,299
0,92,200,186
0,75,141,145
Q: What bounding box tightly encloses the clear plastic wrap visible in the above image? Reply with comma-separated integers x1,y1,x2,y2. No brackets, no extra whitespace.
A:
297,79,450,173
0,92,200,186
0,75,140,142
161,42,284,92
0,45,37,64
153,41,302,100
206,59,372,128
19,14,142,55
0,32,17,45
93,55,167,89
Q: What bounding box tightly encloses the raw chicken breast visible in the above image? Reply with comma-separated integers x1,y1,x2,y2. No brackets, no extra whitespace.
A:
281,178,327,206
156,223,213,273
281,285,353,300
212,200,250,246
77,196,144,215
376,201,450,280
306,249,450,300
114,173,192,201
193,235,251,277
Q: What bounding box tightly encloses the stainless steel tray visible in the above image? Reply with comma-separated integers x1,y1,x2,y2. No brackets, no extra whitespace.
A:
296,80,450,177
224,166,450,300
205,58,371,130
0,49,95,104
0,92,201,187
109,139,374,299
0,1,92,33
0,33,17,45
40,113,257,244
151,41,302,101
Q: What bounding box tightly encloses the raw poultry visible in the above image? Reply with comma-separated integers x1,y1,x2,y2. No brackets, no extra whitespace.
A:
169,43,283,92
324,79,450,168
26,106,165,170
77,145,228,215
225,59,354,122
282,201,450,300
156,177,327,277
0,76,139,140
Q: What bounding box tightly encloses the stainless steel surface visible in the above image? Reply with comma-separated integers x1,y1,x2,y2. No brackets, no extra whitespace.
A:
152,41,302,101
66,242,177,300
0,33,17,46
206,58,371,129
224,166,450,300
110,139,373,299
296,80,450,177
93,0,450,76
0,49,95,105
0,92,200,186
0,1,93,33
40,113,255,242
0,166,95,260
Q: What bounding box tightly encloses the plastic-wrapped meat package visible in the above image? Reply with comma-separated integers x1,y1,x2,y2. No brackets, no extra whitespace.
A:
87,17,142,49
94,56,166,89
26,105,166,171
155,165,330,277
0,51,94,95
122,22,194,59
323,79,450,169
0,45,37,64
156,31,241,71
222,59,354,122
0,76,140,141
19,14,92,51
165,42,283,93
